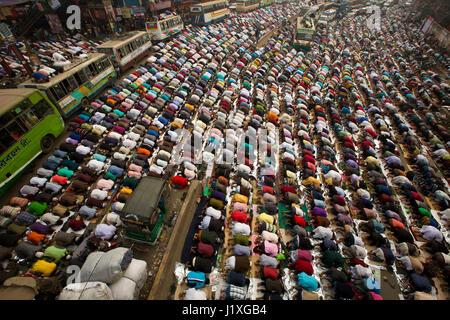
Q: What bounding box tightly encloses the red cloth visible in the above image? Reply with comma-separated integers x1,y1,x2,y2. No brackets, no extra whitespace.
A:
172,176,188,188
244,158,254,169
263,266,279,280
52,175,68,185
68,218,85,231
348,258,368,267
197,242,214,258
365,128,377,138
343,141,355,150
333,195,346,206
294,215,307,227
281,186,296,194
302,154,315,164
410,191,423,202
390,218,405,230
283,157,295,166
294,259,314,275
379,193,393,203
362,141,374,148
262,186,274,195
342,136,353,143
231,211,248,223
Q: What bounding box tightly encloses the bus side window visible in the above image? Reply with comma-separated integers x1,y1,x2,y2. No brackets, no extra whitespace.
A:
89,61,100,76
95,60,104,72
118,46,126,59
73,70,87,86
32,99,53,119
19,110,39,130
50,83,66,101
102,58,112,69
61,78,75,95
6,121,27,141
83,66,92,79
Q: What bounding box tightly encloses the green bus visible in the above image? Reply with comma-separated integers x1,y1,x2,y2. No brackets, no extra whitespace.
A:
0,88,65,197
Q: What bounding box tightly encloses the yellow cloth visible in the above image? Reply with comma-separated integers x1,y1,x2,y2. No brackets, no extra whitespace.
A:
120,187,133,195
286,170,297,180
232,194,248,204
303,176,320,186
365,156,379,166
258,213,274,224
197,121,206,130
185,104,195,111
32,260,57,277
172,121,183,129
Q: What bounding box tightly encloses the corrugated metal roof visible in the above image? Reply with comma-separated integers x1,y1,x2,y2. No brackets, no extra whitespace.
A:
121,176,167,222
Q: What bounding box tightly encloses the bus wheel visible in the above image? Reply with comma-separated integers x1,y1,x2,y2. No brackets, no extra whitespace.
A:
81,98,89,108
40,135,55,154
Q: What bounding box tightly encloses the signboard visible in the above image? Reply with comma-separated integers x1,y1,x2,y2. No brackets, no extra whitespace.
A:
122,7,132,19
421,16,433,34
45,13,64,34
48,0,61,10
132,7,145,16
0,23,13,41
103,0,116,21
153,1,172,10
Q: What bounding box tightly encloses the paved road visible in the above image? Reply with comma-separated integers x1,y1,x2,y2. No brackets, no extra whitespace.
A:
148,180,203,300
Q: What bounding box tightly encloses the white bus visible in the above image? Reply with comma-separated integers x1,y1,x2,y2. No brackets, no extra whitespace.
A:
19,53,115,117
190,0,230,26
236,0,260,12
96,31,152,72
146,13,184,42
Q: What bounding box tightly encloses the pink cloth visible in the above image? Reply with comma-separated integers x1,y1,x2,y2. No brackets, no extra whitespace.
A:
141,117,151,125
129,163,143,173
96,178,114,191
233,202,248,213
65,138,78,145
121,102,132,110
370,292,383,300
264,240,278,257
296,249,313,262
128,171,141,179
